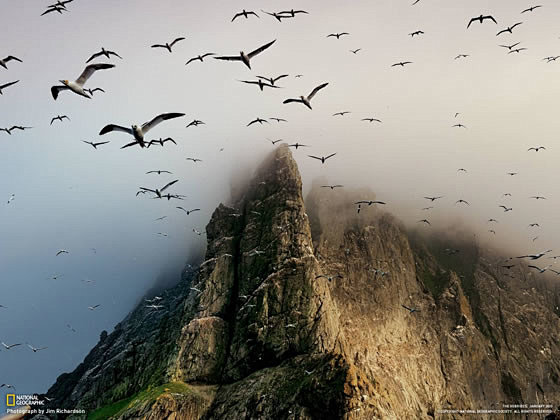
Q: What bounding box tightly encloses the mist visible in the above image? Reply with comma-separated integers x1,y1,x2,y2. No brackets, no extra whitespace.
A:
1,0,559,412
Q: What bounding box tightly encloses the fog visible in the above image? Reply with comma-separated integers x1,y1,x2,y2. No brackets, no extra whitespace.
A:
1,0,559,410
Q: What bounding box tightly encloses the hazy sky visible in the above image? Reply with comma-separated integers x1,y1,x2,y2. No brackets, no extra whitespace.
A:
1,0,559,411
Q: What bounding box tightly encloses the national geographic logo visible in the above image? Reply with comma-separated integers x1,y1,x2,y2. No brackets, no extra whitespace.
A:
6,394,15,407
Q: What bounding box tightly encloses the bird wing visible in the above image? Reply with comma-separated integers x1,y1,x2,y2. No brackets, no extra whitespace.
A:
231,12,242,21
4,56,22,63
308,155,322,161
201,53,215,58
162,138,177,144
248,40,276,58
324,153,337,160
160,179,179,192
511,22,523,29
307,82,329,99
99,124,133,136
142,113,185,133
185,57,198,65
283,98,303,104
488,16,498,24
1,80,19,90
121,141,140,149
170,37,186,47
76,63,115,86
151,44,166,49
93,141,109,146
401,304,413,311
273,74,290,82
86,51,102,63
496,29,508,36
467,17,476,28
214,55,242,62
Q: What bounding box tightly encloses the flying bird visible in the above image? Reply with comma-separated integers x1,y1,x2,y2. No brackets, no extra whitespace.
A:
517,250,552,260
256,74,289,85
424,196,443,201
186,120,204,127
261,10,290,22
27,344,48,353
350,49,362,54
355,200,386,206
521,5,542,13
499,205,513,212
0,80,19,95
56,249,69,256
321,185,343,190
283,82,328,109
279,9,309,17
528,146,546,152
496,23,523,36
146,137,177,148
88,304,100,310
327,33,350,39
455,54,469,59
146,170,172,175
409,30,424,37
308,153,336,164
401,305,420,313
247,117,268,126
51,63,114,100
186,157,203,162
455,199,470,205
41,5,67,16
500,42,521,50
0,55,22,69
99,113,185,148
86,47,122,63
467,15,498,28
452,124,467,128
177,207,200,215
151,37,186,53
288,143,308,149
185,53,215,65
530,196,546,200
418,219,431,225
392,61,413,67
82,140,109,149
509,48,527,54
50,115,70,125
84,87,105,96
362,118,382,123
231,9,259,21
1,342,21,350
269,117,287,123
139,180,179,198
7,194,15,204
239,79,280,91
214,39,276,69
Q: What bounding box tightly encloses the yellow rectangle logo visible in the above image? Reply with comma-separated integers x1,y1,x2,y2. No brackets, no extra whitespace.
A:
6,394,15,406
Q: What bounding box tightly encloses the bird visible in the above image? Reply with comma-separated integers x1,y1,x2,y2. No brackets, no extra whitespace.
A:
350,49,362,54
279,9,309,17
146,137,177,148
503,193,512,197
488,219,499,223
362,118,382,123
392,61,413,67
455,54,469,59
321,185,343,190
528,265,553,274
269,117,287,123
309,153,336,164
418,219,431,225
467,15,498,28
66,324,76,332
530,196,546,200
186,157,203,163
489,230,496,235
327,33,350,39
256,74,289,86
288,143,308,149
83,87,105,96
509,48,527,54
99,113,185,148
497,23,523,36
261,10,290,22
409,30,424,37
502,264,516,269
41,6,67,16
0,384,16,391
151,37,186,53
176,207,200,215
146,170,172,175
517,250,552,260
185,53,215,65
51,63,114,100
528,146,546,152
355,200,386,206
521,5,542,13
82,140,109,149
268,139,283,145
50,115,70,125
186,120,204,127
457,168,468,173
424,196,443,201
193,228,203,236
139,180,179,198
283,82,328,109
452,124,467,128
231,9,259,21
2,342,21,349
333,111,351,116
455,199,470,205
247,117,268,126
56,249,69,256
239,79,280,91
422,207,433,211
507,172,518,176
315,274,343,282
154,216,167,221
500,42,521,50
0,80,19,95
401,304,420,313
214,40,276,69
7,194,15,204
88,304,100,310
86,47,122,63
0,55,22,69
499,205,513,212
27,344,48,353
529,223,540,227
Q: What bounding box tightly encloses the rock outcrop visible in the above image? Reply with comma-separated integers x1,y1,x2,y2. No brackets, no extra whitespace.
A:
37,145,560,419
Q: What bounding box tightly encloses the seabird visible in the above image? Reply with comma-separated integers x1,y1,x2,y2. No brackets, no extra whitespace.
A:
288,143,308,149
1,342,22,350
455,199,470,205
392,61,413,67
362,118,382,123
529,223,540,227
507,172,518,176
508,48,527,54
146,170,172,175
350,49,362,54
283,82,328,109
88,304,100,310
51,63,114,100
214,40,276,69
256,74,289,85
50,115,70,125
517,250,552,260
56,249,69,256
0,384,16,391
279,9,308,17
333,111,351,116
327,33,350,39
452,124,467,128
86,48,122,63
488,219,499,223
231,9,259,21
424,196,443,201
500,42,521,50
27,344,48,353
268,138,283,145
308,153,336,164
497,22,523,36
261,10,290,22
239,79,280,91
185,53,215,65
7,194,15,204
521,5,542,13
0,80,19,95
455,54,469,59
528,146,546,152
193,228,203,236
41,6,67,16
82,140,109,149
418,219,431,225
151,37,186,53
186,120,204,127
139,180,179,198
247,117,268,126
84,87,105,96
321,185,343,190
355,200,386,205
154,216,167,221
467,15,498,28
457,168,467,172
409,30,424,37
0,55,22,69
530,196,546,200
186,157,202,162
401,304,420,313
177,207,200,215
146,137,177,148
499,205,513,212
269,117,287,123
99,113,185,148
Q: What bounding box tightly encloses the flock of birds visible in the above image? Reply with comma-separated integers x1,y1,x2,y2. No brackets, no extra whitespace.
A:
1,0,559,397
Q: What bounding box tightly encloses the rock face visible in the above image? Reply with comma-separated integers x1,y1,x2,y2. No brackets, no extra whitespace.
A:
39,145,560,419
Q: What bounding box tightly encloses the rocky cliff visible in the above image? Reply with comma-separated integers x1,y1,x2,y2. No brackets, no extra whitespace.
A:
36,145,560,419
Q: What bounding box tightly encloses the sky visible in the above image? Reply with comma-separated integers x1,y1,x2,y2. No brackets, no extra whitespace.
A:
1,0,560,413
